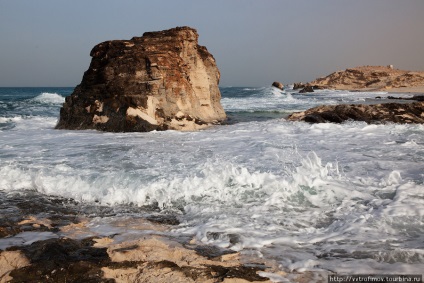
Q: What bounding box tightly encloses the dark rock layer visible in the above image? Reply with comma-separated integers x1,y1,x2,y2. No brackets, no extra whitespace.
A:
288,102,424,124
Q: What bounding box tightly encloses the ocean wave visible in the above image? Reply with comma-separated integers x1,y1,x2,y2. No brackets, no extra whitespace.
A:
1,136,423,273
30,92,65,104
269,87,285,96
0,152,341,207
0,116,23,123
0,115,57,130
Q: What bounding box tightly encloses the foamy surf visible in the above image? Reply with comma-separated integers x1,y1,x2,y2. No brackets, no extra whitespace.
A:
30,92,65,104
1,86,423,276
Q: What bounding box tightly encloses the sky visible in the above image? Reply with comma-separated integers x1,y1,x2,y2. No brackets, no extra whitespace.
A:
0,0,423,87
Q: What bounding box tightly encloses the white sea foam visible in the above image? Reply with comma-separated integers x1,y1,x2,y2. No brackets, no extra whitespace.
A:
3,116,58,130
0,116,23,123
31,92,65,104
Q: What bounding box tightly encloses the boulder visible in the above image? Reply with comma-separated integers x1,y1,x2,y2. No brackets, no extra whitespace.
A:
287,102,424,124
272,81,284,90
56,26,226,132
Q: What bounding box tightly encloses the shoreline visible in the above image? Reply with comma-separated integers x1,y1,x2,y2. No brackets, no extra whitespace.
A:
0,192,299,282
0,215,305,283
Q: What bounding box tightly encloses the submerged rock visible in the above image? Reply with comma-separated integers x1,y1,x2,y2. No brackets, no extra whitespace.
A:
287,102,424,124
56,26,226,132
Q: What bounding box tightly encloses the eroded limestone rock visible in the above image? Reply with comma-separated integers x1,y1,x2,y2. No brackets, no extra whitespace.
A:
56,26,226,132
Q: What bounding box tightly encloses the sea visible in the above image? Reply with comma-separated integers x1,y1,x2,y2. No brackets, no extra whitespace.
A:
0,86,423,277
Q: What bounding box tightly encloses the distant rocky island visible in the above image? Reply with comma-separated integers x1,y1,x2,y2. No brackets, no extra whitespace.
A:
56,26,226,132
288,65,424,124
288,102,424,124
293,65,424,93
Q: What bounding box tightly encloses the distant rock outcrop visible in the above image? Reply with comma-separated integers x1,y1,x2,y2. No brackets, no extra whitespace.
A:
299,85,314,93
293,82,326,93
272,81,284,90
307,66,424,91
56,26,226,132
293,82,306,90
287,102,424,124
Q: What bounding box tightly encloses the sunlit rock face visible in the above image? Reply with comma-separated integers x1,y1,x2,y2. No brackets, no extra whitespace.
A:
56,26,226,132
308,65,424,91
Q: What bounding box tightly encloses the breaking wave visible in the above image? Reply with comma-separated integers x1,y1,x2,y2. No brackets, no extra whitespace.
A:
30,92,65,104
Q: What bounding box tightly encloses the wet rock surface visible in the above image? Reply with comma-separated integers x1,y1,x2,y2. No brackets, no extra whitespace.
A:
56,26,226,132
288,101,424,124
0,191,281,282
1,235,273,283
0,191,79,239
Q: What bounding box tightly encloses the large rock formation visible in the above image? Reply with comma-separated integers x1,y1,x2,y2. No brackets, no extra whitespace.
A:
56,26,226,132
287,102,424,124
307,66,424,91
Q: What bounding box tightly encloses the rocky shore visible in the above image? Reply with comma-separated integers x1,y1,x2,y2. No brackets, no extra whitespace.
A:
1,236,272,283
1,192,315,283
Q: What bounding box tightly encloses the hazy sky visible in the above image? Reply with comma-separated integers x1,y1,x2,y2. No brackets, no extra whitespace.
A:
1,0,423,87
